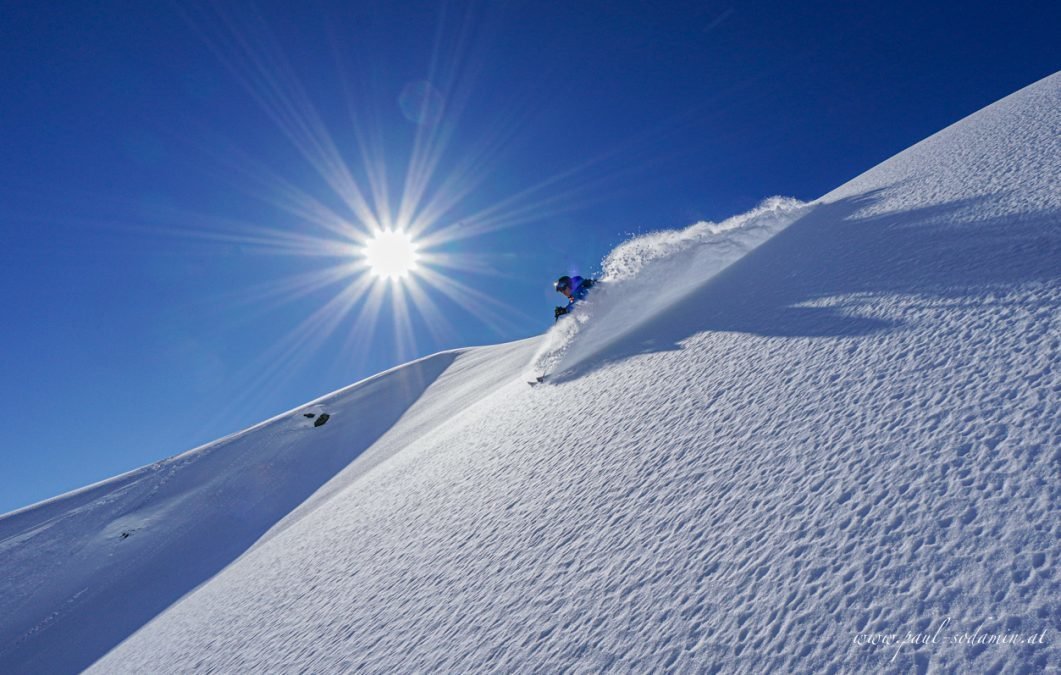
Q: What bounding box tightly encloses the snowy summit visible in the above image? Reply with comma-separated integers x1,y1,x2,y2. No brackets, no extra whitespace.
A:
1,73,1058,673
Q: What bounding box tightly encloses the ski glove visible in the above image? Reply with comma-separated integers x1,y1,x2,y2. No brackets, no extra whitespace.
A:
554,306,569,321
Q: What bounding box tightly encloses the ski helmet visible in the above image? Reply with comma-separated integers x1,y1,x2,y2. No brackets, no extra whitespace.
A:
555,275,573,292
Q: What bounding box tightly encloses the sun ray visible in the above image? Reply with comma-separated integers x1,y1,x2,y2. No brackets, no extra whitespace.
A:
402,274,459,346
389,281,420,363
327,31,395,233
339,279,390,374
403,104,535,240
417,250,517,280
414,266,531,336
106,207,357,259
240,271,376,389
186,130,368,242
178,3,381,229
396,2,494,235
208,261,364,317
194,271,377,433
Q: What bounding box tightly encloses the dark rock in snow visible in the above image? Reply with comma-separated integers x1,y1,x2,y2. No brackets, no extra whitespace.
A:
314,413,330,427
303,413,316,418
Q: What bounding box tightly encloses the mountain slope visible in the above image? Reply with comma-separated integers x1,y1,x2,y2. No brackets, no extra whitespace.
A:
0,340,538,673
3,73,1059,673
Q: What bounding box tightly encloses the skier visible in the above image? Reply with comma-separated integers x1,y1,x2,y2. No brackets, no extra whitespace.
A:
553,275,597,320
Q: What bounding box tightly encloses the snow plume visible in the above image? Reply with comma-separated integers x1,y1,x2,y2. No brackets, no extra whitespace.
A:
601,196,807,282
530,196,810,377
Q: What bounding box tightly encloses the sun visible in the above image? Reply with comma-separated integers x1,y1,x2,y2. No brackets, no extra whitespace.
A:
362,229,420,279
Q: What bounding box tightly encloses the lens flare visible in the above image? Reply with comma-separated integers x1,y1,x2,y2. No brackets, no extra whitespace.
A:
363,229,420,279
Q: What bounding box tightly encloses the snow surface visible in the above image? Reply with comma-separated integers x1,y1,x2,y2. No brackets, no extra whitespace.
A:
2,73,1058,674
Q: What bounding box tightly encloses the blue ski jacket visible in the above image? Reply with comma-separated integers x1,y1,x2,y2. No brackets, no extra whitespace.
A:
564,276,596,309
555,277,597,320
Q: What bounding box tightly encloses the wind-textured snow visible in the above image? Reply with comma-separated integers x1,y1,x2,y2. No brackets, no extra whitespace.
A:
2,73,1058,674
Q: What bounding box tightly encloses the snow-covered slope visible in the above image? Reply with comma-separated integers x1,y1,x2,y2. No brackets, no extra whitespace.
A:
0,341,537,673
3,73,1058,674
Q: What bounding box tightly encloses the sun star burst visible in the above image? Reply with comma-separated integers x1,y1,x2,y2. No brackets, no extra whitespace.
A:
363,229,420,279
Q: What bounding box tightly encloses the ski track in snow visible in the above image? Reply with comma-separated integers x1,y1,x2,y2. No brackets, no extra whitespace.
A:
1,73,1058,674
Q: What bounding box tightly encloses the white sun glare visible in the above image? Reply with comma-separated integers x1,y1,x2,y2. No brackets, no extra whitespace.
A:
363,229,420,279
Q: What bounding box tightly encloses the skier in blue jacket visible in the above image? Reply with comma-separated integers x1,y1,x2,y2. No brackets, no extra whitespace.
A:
553,275,597,320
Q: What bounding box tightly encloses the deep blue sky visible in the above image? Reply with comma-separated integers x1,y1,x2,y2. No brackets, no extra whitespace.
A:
1,0,1057,514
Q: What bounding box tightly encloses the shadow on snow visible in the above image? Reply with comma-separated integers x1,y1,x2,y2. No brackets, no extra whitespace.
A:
552,187,1060,382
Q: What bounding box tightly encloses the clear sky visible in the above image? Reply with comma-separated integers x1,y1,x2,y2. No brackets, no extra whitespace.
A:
1,0,1057,515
